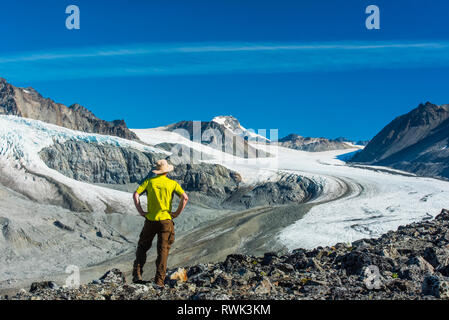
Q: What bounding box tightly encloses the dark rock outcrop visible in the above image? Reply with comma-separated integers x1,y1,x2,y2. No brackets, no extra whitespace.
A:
39,141,316,208
170,163,242,198
355,140,370,147
0,78,138,140
29,281,59,293
222,173,321,209
7,209,449,300
351,102,449,179
39,140,241,198
39,140,164,185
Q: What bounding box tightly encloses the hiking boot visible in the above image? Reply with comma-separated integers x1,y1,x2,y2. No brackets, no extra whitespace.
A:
152,282,165,291
154,276,165,288
132,264,143,284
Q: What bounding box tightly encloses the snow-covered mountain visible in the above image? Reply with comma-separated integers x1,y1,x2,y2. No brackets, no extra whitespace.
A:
212,115,270,142
161,117,271,158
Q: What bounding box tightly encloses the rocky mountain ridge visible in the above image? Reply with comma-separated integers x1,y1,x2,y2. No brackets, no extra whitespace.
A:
277,134,355,152
351,102,449,179
0,78,138,140
334,137,370,147
5,209,449,300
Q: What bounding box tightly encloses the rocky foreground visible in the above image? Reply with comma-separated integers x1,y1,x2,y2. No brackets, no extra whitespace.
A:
4,209,449,300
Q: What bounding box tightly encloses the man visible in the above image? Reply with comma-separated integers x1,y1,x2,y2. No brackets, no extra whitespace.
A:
132,159,189,286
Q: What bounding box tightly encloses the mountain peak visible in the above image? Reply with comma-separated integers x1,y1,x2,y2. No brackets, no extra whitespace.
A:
404,101,449,128
416,101,448,113
0,78,138,140
351,102,449,179
212,115,270,143
419,101,437,108
69,103,98,120
212,115,241,128
279,133,303,142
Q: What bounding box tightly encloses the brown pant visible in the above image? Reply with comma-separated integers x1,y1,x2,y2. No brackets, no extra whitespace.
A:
133,219,175,285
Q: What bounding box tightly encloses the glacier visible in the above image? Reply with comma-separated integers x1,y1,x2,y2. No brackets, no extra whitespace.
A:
134,126,449,249
2,114,449,289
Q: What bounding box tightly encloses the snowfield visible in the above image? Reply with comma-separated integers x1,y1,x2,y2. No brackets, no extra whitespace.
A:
133,127,449,249
275,147,449,249
0,115,169,214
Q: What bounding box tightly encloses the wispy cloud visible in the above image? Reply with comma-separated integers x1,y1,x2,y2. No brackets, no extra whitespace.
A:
1,41,449,82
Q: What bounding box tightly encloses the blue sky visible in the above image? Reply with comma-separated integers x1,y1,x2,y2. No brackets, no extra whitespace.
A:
1,0,448,140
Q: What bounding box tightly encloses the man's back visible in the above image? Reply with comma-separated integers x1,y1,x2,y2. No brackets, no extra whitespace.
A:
136,175,184,221
132,160,188,285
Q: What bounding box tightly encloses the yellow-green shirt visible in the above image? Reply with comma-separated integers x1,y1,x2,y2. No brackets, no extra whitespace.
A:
136,175,185,221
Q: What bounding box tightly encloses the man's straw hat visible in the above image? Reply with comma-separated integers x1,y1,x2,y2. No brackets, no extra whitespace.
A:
152,159,174,175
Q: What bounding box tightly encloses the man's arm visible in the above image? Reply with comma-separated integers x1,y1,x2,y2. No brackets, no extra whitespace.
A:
133,191,147,217
171,192,188,218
